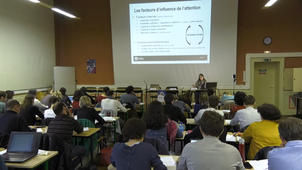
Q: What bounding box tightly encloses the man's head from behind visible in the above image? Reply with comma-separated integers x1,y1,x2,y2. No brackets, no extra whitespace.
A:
106,90,114,97
164,93,174,103
126,86,134,94
279,117,302,143
6,100,21,114
243,95,255,106
28,89,37,98
198,111,224,137
53,102,69,116
103,87,110,94
208,95,219,108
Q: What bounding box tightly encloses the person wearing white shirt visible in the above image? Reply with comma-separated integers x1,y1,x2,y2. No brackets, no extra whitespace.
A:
194,95,224,123
28,89,48,112
230,95,261,130
44,96,60,118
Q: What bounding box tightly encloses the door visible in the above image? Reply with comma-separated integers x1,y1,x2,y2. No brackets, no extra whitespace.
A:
253,62,279,108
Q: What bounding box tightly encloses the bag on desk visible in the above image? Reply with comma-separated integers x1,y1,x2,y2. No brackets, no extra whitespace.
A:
97,147,112,166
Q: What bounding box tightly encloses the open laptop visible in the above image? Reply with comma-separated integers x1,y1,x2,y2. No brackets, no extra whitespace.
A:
2,132,42,163
206,82,217,89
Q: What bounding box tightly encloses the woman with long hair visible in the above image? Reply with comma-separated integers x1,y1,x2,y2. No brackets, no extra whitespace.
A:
20,94,44,125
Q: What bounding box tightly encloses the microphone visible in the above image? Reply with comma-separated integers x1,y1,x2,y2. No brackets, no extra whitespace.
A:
144,80,148,90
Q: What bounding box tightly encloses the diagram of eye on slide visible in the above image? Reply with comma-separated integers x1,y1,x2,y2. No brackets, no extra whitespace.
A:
129,0,211,64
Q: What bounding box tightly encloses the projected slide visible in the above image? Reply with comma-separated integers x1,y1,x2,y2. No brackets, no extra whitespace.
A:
129,0,211,64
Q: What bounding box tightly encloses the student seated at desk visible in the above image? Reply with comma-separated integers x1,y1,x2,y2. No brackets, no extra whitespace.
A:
5,90,14,103
40,88,53,106
194,95,224,123
60,87,72,108
177,111,244,170
47,102,86,168
44,96,60,118
111,118,167,170
229,91,246,119
28,89,48,112
241,104,282,160
0,100,32,135
72,90,84,109
193,92,209,117
163,94,187,124
119,85,140,109
96,87,110,103
19,94,44,125
268,117,302,170
172,94,190,113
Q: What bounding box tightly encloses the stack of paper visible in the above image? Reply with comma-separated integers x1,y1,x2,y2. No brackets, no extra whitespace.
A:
160,156,175,166
226,134,241,142
103,117,116,121
249,159,268,170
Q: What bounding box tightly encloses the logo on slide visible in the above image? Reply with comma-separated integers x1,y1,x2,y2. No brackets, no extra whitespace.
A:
185,25,204,45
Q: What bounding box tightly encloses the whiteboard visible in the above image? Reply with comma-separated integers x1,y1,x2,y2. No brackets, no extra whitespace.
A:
53,66,76,96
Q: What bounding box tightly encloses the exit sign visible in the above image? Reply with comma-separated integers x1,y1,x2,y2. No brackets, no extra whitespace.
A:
263,59,271,62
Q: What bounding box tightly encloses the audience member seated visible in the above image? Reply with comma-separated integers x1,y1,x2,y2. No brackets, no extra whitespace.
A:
0,155,7,170
20,94,44,125
80,87,95,104
194,95,224,123
177,111,244,170
119,85,140,108
100,90,127,115
4,90,14,103
230,95,261,130
44,96,60,118
163,93,187,124
182,91,192,107
47,102,87,168
28,89,48,112
241,104,282,160
142,101,182,150
72,90,84,109
111,118,167,170
193,92,209,117
172,94,190,113
229,91,246,119
0,100,32,134
268,117,302,170
52,91,63,101
96,87,110,103
60,87,72,107
0,91,6,113
41,88,53,106
77,96,105,136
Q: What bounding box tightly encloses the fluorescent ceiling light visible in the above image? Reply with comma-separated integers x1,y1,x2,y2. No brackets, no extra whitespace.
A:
29,0,40,3
51,8,76,18
264,0,277,7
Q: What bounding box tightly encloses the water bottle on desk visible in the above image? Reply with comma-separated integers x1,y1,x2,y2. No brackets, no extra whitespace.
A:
179,122,184,132
238,138,245,162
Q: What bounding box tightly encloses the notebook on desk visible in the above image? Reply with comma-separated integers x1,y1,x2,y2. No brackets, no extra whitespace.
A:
2,132,42,163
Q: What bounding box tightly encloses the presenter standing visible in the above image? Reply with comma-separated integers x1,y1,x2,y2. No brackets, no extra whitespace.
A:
192,74,207,104
193,73,207,89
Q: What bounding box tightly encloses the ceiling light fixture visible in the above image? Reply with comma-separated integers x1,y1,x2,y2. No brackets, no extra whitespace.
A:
51,8,76,18
29,0,40,3
263,0,277,9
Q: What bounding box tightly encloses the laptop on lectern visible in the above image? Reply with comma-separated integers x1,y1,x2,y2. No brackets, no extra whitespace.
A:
206,82,217,89
2,132,42,163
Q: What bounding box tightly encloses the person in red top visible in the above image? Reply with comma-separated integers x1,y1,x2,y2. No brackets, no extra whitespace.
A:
72,90,83,109
96,87,110,103
229,91,246,119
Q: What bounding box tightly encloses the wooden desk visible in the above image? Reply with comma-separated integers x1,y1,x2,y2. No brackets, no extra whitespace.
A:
4,151,58,170
186,118,232,126
108,155,179,170
94,108,130,120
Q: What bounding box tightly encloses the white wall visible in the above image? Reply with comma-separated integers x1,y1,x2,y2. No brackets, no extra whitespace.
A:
0,0,55,91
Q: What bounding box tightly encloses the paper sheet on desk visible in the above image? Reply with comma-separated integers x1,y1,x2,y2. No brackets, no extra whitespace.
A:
226,134,241,142
160,156,175,166
0,149,47,155
103,117,116,121
225,119,231,124
222,110,230,113
249,159,268,170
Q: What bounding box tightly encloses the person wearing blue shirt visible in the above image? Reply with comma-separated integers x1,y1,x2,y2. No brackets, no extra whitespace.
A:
111,118,167,170
268,117,302,170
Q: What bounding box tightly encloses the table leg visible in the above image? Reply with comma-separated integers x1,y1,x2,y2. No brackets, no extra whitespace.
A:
90,135,93,163
44,160,49,170
114,121,117,143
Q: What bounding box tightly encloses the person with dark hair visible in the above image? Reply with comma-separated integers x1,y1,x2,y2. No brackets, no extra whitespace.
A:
0,91,6,113
96,87,110,103
120,85,140,108
241,104,282,160
28,89,48,111
41,88,53,106
182,91,192,107
193,92,209,116
229,91,246,119
163,93,187,124
111,118,167,170
194,95,224,123
177,111,244,170
5,90,14,103
60,87,72,107
47,102,86,167
19,94,44,125
268,117,302,170
80,87,95,104
230,95,261,130
0,100,31,134
72,90,84,109
172,94,190,113
44,96,60,118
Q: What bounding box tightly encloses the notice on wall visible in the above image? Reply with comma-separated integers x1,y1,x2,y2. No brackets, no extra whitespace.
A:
259,69,266,75
87,59,96,73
